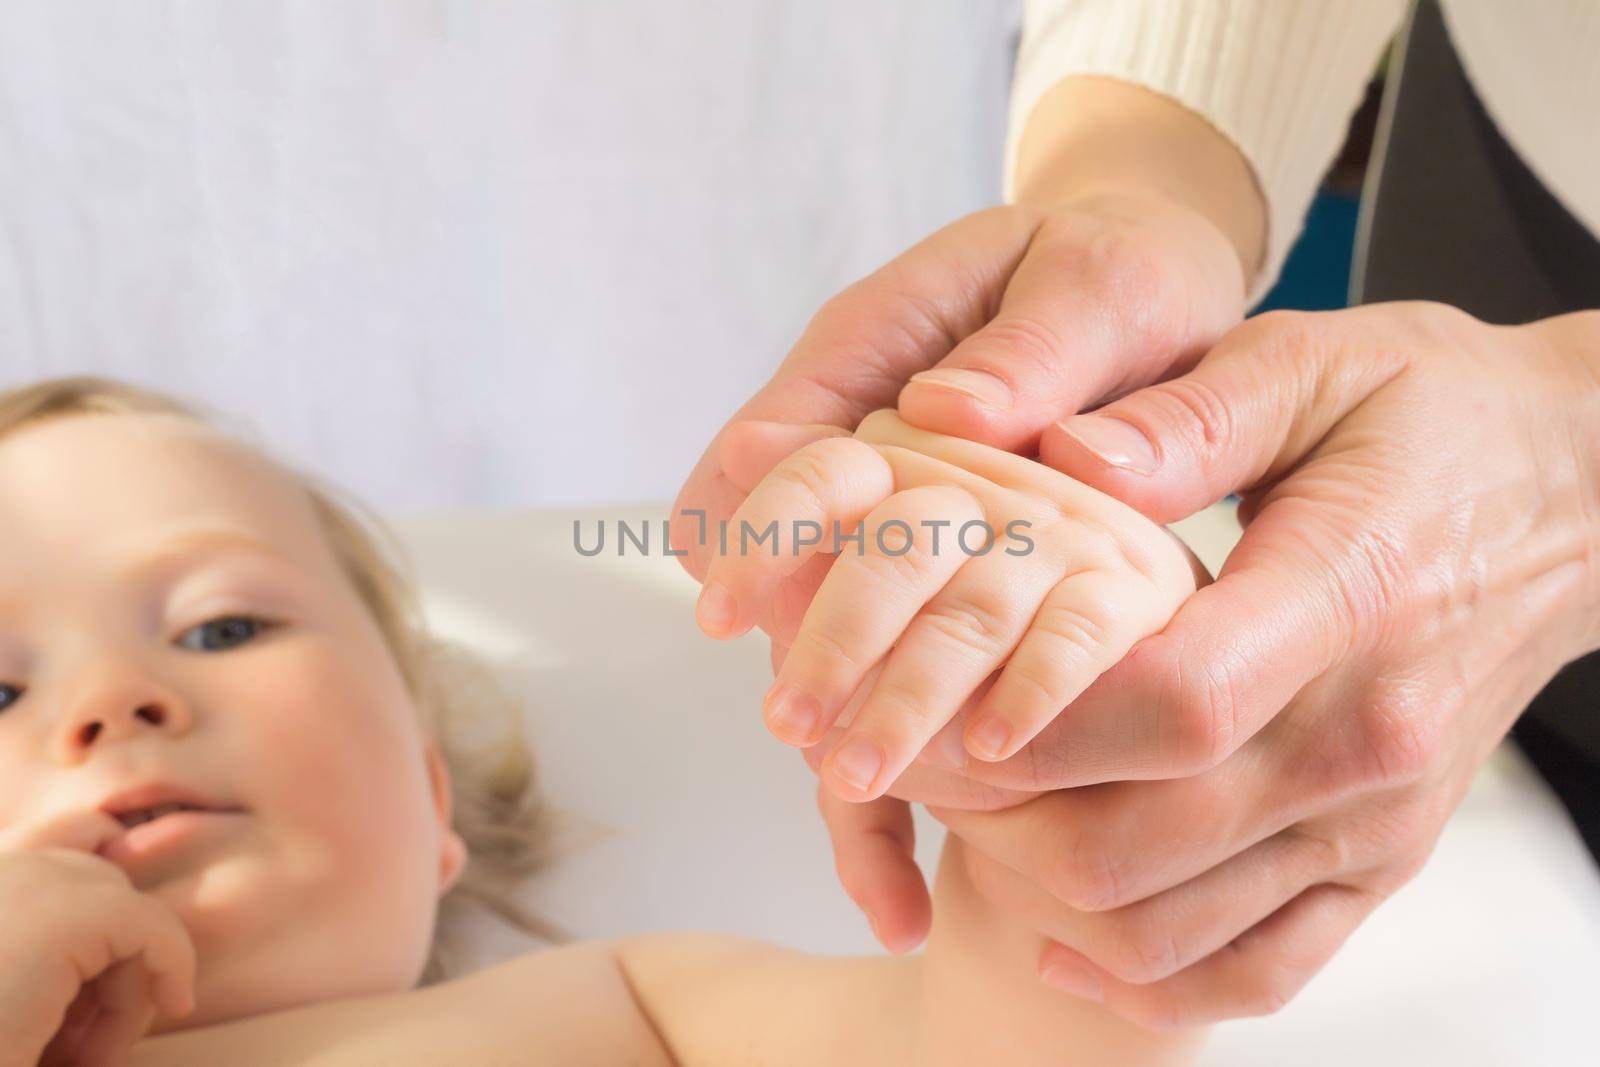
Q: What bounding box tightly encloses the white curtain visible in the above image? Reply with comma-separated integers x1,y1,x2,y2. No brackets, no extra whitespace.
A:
0,1,1018,510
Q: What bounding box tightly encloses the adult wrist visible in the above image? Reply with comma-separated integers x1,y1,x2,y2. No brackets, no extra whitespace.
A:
1523,309,1600,655
1013,75,1267,294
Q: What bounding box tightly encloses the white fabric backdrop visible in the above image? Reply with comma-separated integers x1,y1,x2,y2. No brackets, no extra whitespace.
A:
0,0,1018,510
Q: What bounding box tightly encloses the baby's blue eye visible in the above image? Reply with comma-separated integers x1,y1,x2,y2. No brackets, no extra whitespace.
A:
0,684,20,713
178,616,270,653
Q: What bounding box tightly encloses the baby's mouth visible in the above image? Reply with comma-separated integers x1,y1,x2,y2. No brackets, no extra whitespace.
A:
96,785,247,877
112,801,217,829
98,783,246,831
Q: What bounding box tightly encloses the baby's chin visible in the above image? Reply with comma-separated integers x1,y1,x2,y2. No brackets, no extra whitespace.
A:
145,860,434,1033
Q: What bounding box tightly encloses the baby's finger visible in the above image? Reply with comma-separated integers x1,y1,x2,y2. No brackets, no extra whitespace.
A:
696,437,894,640
74,961,155,1067
93,894,196,1023
717,420,851,494
965,568,1178,762
0,809,125,854
817,546,1065,800
815,784,930,953
764,485,982,745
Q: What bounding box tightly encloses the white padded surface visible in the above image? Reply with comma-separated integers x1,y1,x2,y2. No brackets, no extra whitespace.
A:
391,503,1600,1064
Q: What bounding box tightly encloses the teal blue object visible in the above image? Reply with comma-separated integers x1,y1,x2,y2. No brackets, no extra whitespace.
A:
1251,188,1362,313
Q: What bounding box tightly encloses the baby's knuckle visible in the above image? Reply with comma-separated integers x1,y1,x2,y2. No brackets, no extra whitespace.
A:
1034,601,1113,654
863,675,935,729
773,438,868,503
855,537,935,589
919,594,1012,656
796,625,863,672
999,658,1064,712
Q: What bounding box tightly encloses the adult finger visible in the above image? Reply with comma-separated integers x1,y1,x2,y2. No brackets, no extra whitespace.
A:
1037,307,1412,524
717,421,851,495
951,820,1349,986
1038,883,1381,1030
672,207,1046,584
899,195,1246,452
927,745,1299,913
816,785,930,953
944,483,1402,792
74,961,155,1067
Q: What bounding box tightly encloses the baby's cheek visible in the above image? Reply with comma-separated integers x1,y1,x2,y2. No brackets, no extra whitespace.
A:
233,639,429,855
218,640,440,979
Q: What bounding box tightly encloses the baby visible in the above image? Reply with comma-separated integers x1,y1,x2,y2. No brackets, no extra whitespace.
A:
0,377,1201,1066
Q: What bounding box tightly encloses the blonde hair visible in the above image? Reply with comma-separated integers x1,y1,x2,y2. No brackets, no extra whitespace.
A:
0,375,563,981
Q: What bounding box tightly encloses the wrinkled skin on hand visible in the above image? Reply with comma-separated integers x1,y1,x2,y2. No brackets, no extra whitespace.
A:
675,188,1600,1024
854,303,1600,1026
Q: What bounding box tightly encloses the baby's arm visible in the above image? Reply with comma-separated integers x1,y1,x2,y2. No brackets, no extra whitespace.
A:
913,835,1207,1067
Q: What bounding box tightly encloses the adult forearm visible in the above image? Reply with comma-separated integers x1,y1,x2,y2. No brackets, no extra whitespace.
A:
1013,76,1267,288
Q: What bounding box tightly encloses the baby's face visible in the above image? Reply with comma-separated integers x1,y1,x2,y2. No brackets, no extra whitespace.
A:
0,413,463,1027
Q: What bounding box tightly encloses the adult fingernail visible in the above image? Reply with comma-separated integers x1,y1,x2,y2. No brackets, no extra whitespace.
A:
696,582,737,636
908,368,1014,410
763,683,820,744
965,716,1012,762
1057,416,1158,475
1041,961,1104,1003
828,736,885,795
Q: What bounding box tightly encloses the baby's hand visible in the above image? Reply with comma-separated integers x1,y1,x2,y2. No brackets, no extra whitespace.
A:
0,811,196,1067
696,410,1200,802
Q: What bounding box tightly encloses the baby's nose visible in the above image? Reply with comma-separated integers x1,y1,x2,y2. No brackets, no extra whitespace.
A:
53,667,192,763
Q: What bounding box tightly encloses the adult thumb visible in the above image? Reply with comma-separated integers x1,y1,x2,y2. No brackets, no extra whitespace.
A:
1037,311,1408,524
897,196,1245,454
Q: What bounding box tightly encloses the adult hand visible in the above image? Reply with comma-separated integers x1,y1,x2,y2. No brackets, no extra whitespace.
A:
834,302,1600,1026
673,77,1263,953
675,189,1245,642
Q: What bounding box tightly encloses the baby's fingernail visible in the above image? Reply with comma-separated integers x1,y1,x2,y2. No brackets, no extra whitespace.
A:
908,368,1014,410
695,582,738,636
1056,416,1158,475
827,736,885,796
1041,960,1104,1003
763,683,820,744
965,716,1012,762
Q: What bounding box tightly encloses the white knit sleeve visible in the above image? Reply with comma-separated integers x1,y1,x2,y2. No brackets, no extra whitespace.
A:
1005,0,1408,303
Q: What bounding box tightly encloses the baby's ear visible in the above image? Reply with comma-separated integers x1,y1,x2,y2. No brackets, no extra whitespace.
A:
718,420,849,493
424,743,469,895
